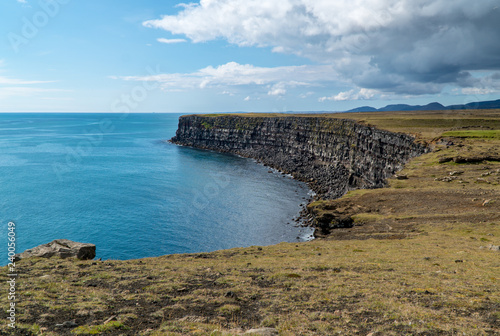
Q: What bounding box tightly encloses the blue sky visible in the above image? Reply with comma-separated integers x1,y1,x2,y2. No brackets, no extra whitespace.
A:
1,0,499,112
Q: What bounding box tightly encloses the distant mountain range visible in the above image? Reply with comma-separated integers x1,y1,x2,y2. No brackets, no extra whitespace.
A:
346,98,500,113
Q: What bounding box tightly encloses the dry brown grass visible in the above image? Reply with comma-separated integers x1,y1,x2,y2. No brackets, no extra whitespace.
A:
198,109,500,142
1,109,499,335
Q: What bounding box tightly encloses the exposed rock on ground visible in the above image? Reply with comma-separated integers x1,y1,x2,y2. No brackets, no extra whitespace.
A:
14,239,96,261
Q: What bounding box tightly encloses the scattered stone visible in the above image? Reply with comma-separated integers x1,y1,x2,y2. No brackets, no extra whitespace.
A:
449,171,464,176
453,155,500,164
56,321,78,328
438,157,453,163
482,199,493,206
243,327,278,335
37,313,53,324
76,309,92,317
336,207,346,214
103,316,117,324
487,244,499,251
435,176,456,182
14,239,96,261
229,328,245,334
178,315,208,323
395,174,408,180
455,259,464,263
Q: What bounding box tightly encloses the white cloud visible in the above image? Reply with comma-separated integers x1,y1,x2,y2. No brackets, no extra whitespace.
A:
0,69,60,100
244,96,250,101
115,61,338,94
320,88,378,102
267,83,286,96
455,71,500,95
0,87,65,99
157,38,187,44
144,0,500,96
0,76,54,85
16,0,27,3
460,87,498,95
299,91,314,98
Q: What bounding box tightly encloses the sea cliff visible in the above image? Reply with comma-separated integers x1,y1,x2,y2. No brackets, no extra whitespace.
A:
170,115,429,199
5,110,499,335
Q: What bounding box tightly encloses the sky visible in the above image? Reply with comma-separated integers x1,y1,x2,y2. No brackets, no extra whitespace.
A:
0,0,499,113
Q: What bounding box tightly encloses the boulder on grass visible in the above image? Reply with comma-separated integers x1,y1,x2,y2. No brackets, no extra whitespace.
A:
14,239,96,262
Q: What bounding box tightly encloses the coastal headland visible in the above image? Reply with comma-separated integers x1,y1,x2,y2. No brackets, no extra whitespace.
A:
1,110,499,335
170,114,429,200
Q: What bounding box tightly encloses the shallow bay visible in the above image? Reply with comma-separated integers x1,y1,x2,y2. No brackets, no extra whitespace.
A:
0,113,313,262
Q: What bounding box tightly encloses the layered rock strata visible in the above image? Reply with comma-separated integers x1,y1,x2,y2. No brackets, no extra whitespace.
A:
171,115,428,199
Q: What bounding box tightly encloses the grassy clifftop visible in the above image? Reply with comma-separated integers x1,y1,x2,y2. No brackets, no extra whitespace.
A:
1,110,499,335
193,109,500,142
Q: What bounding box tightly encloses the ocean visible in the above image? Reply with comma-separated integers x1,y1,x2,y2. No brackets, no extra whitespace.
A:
0,113,313,263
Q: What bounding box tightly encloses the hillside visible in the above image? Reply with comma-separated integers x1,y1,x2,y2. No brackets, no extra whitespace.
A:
346,99,500,113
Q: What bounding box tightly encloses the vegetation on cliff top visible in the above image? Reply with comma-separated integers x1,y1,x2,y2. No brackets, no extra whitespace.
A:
1,110,499,335
192,109,500,142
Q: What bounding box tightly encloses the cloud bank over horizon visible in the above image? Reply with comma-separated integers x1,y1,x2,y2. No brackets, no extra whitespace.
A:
144,0,500,98
2,1,499,112
115,62,340,98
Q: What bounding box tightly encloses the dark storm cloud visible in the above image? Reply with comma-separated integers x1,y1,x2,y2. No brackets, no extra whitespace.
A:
144,0,500,96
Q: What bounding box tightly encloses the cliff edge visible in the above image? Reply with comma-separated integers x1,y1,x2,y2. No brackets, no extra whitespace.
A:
4,111,498,335
170,115,429,199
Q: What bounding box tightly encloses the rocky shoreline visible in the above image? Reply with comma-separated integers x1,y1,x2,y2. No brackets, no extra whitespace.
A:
5,110,498,335
170,114,429,232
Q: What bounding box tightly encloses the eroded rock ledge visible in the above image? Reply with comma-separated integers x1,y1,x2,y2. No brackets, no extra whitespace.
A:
171,115,429,199
14,239,96,261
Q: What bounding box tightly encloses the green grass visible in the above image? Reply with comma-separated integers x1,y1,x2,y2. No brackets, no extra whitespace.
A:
216,304,241,316
442,130,500,139
201,121,214,129
71,321,130,334
193,109,500,141
2,109,499,335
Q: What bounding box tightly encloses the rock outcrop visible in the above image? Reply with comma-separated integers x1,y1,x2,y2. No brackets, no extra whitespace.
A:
14,239,96,261
170,115,428,199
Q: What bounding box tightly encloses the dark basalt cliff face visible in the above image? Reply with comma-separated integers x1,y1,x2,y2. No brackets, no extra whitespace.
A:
171,115,429,199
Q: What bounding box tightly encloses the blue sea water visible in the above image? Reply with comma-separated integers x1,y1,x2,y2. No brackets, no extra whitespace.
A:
0,113,313,263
